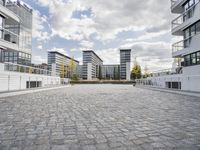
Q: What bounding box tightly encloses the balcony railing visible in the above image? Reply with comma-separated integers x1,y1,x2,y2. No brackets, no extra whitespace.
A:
0,27,19,45
172,31,200,53
172,1,199,30
150,67,183,77
4,62,60,77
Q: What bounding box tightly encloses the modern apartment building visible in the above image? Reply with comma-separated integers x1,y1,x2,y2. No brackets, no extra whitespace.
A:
120,49,131,80
0,0,32,66
48,51,79,78
82,50,103,80
102,65,120,80
0,0,60,92
141,0,200,92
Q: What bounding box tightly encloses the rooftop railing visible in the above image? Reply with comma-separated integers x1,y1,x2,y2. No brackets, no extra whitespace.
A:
4,62,60,77
172,1,199,30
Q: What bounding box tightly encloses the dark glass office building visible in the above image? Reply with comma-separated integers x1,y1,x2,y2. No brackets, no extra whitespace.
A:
120,49,131,80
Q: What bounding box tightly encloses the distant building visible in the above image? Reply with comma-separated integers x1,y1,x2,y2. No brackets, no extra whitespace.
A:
0,0,32,66
82,50,103,80
48,51,79,78
102,65,120,80
76,65,82,79
32,63,48,70
120,49,131,80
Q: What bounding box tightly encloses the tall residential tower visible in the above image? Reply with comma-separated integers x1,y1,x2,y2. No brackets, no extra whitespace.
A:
120,49,131,80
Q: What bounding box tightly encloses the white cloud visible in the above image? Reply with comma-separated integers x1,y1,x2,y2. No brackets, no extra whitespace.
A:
32,10,50,42
34,0,174,71
32,55,47,64
36,0,171,41
79,40,94,49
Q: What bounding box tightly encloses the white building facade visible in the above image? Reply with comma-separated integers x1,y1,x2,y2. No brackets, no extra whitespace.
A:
0,1,61,92
145,0,200,92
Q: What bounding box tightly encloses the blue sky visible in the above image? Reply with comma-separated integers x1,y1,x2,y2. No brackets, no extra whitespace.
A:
22,0,178,72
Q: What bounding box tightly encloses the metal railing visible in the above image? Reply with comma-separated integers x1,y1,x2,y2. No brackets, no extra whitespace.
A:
172,2,199,30
150,67,183,77
4,62,60,77
0,27,19,44
172,31,200,53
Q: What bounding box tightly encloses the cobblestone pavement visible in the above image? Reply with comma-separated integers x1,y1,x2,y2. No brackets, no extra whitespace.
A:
0,84,200,150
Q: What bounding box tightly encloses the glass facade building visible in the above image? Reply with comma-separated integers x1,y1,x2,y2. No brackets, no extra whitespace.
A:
48,51,79,78
0,0,32,65
120,49,131,80
82,51,103,80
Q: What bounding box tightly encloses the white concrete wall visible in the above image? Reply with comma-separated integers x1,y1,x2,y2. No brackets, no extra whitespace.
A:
126,62,131,81
183,64,200,75
0,64,61,92
148,74,200,92
87,63,92,80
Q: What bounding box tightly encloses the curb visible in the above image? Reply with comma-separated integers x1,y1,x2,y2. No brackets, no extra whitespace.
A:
0,85,71,98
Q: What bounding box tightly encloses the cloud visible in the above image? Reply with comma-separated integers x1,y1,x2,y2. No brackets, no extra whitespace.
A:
32,10,50,42
36,0,171,41
32,55,47,64
79,40,94,49
33,0,174,71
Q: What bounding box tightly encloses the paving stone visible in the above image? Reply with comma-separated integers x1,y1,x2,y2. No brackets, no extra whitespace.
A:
0,85,200,149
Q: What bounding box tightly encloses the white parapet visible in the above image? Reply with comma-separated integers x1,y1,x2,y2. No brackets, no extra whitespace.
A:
0,63,61,92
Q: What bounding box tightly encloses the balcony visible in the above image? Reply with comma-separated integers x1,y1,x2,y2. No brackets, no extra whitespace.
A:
171,1,200,35
172,32,200,57
0,27,19,51
0,3,20,23
172,37,191,57
171,0,187,13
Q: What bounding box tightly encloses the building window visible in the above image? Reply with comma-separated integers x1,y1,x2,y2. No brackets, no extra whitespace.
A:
191,25,196,36
197,52,200,64
196,21,200,35
191,53,196,65
185,55,191,66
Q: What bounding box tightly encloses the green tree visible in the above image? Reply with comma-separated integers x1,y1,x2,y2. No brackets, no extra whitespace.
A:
67,57,77,78
60,61,65,78
131,58,142,79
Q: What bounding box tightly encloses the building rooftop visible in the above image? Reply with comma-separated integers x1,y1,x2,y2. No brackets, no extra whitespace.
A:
83,50,103,62
6,0,33,13
48,51,79,63
120,49,131,52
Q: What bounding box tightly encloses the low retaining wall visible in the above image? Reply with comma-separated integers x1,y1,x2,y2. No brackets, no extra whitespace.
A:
70,80,134,84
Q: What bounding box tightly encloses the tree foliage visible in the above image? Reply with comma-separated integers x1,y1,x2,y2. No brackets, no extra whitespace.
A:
67,57,77,78
131,58,142,79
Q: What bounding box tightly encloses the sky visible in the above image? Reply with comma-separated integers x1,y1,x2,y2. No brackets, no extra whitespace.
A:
21,0,179,72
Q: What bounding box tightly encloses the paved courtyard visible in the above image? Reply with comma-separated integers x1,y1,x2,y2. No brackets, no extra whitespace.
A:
0,84,200,150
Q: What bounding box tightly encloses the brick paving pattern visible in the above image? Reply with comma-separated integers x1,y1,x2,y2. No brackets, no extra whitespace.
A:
0,84,200,150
